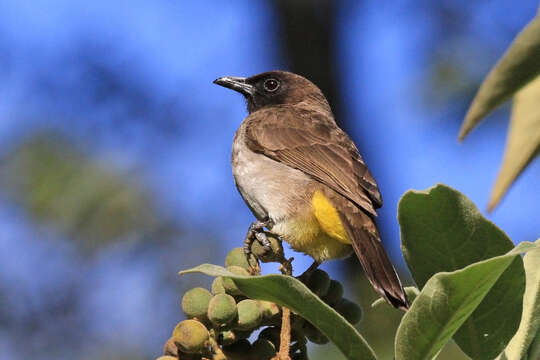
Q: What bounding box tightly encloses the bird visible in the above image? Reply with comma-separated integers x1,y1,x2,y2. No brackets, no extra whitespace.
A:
214,70,409,310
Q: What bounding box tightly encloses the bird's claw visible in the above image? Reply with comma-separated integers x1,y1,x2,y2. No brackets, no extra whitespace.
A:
243,218,273,257
255,231,272,254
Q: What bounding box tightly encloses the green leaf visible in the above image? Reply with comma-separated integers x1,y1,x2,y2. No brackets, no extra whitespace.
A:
529,332,540,360
459,14,540,140
179,264,376,360
399,184,526,359
488,76,540,211
371,287,419,309
395,241,540,360
498,239,540,360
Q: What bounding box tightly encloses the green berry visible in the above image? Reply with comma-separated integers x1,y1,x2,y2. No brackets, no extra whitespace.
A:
322,279,344,305
307,269,331,297
208,293,237,326
222,266,250,296
225,247,256,271
303,322,328,345
222,339,252,360
258,300,280,320
335,298,362,325
235,299,262,330
181,287,212,320
250,234,283,262
172,319,209,354
227,265,251,276
211,277,226,295
251,338,276,360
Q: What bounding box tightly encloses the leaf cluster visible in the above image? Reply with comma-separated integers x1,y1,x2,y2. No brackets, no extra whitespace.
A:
179,185,540,359
459,10,540,210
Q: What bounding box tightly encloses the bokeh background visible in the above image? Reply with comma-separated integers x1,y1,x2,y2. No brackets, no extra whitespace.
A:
1,1,539,359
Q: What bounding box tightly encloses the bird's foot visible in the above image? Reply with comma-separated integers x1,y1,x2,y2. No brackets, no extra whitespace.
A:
279,256,294,276
255,231,273,254
243,218,273,260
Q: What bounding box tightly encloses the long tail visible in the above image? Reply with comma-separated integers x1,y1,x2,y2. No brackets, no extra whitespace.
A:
340,209,410,311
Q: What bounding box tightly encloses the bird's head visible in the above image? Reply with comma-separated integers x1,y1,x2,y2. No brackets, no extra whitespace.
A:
214,70,330,114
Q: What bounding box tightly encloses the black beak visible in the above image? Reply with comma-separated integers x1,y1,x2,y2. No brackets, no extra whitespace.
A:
213,76,255,96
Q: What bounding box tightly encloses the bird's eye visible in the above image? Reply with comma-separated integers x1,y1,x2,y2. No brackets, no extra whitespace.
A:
263,78,280,92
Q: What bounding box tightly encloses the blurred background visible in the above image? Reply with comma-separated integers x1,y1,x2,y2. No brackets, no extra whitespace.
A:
1,1,539,359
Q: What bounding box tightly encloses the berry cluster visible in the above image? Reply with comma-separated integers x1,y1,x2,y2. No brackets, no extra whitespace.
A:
158,245,362,360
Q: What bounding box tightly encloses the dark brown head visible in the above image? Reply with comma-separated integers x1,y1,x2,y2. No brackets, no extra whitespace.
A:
214,70,330,114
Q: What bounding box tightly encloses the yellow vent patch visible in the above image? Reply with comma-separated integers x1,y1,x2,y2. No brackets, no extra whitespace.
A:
312,191,350,244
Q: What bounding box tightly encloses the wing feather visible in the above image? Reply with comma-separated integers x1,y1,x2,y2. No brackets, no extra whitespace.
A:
244,106,382,215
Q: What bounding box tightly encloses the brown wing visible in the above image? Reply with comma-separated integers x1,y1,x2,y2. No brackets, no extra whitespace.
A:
244,106,382,216
333,192,409,310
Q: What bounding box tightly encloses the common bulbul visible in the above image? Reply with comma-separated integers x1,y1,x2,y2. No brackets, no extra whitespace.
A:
214,71,409,310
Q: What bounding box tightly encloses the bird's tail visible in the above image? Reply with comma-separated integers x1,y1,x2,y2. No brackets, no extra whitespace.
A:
340,210,410,311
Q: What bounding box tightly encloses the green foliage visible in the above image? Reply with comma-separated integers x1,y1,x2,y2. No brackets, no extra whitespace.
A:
498,246,540,360
174,183,539,360
303,322,329,345
460,15,540,138
459,13,540,210
490,76,540,211
222,266,250,296
396,241,539,360
399,184,526,359
166,247,353,359
179,264,376,360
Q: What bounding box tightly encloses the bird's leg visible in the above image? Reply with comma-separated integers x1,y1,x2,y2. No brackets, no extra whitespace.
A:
297,260,321,282
279,256,294,276
243,218,273,257
255,231,273,253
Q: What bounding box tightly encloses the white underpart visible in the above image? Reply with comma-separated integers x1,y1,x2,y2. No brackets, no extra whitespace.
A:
231,124,313,227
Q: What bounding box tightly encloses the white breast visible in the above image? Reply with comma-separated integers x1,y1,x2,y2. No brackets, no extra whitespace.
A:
231,126,313,224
